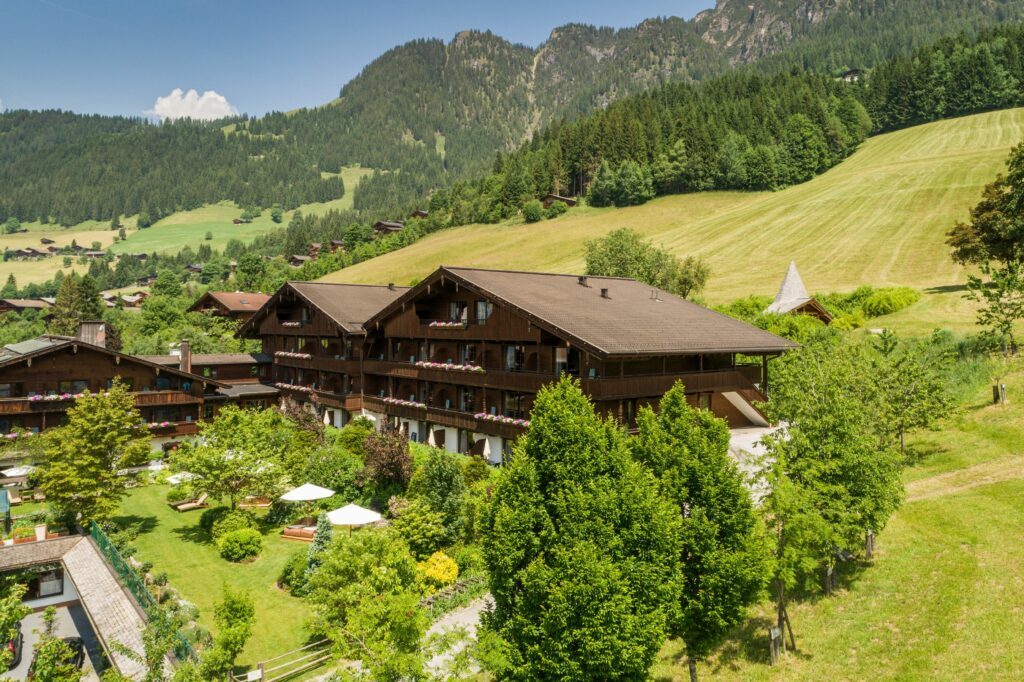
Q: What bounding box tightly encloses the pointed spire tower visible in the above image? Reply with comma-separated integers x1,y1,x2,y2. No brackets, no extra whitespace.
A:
764,261,833,323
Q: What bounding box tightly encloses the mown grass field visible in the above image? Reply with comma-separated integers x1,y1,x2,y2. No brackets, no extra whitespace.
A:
115,486,314,665
0,166,372,285
656,361,1024,681
325,108,1024,333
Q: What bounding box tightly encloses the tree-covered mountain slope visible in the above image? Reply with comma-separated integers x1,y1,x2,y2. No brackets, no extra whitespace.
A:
321,108,1024,309
3,0,1024,226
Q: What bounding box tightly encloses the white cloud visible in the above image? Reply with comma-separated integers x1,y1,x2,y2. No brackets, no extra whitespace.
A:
147,88,238,122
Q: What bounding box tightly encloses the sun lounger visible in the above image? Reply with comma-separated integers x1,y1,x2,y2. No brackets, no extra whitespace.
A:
7,491,22,505
31,491,45,502
175,493,209,512
281,525,317,542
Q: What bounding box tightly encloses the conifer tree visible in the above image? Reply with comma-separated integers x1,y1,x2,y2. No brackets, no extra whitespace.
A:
481,377,680,679
632,384,769,682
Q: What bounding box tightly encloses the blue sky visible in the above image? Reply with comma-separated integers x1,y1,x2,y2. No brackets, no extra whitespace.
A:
0,0,713,118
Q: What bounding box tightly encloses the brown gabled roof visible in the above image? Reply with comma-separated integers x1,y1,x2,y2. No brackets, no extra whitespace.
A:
188,291,271,314
0,299,51,310
368,266,797,358
0,337,229,388
237,281,409,337
138,353,270,366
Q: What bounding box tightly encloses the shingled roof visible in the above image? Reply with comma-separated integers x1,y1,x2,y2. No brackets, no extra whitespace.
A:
764,261,833,323
238,282,410,337
188,291,271,314
369,266,797,357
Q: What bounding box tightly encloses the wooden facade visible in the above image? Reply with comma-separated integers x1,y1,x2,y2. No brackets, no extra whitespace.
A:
0,338,277,448
239,268,795,463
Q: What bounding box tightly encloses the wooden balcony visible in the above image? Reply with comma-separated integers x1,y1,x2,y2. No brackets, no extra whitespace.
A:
147,421,200,438
0,390,202,415
580,368,764,401
362,361,764,401
274,353,359,374
361,396,526,440
362,360,551,393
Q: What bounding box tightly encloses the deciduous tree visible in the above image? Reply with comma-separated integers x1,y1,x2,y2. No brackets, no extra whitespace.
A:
41,380,150,523
481,377,680,679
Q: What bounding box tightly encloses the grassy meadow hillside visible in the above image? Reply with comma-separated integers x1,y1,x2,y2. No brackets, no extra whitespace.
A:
0,166,371,286
324,109,1024,331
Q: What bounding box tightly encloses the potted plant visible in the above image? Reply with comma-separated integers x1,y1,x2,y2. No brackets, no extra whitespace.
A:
13,526,36,544
34,522,47,541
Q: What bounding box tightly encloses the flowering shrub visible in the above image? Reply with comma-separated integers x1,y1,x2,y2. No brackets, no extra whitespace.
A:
280,321,303,328
428,320,467,328
2,432,34,440
275,351,312,360
382,397,427,409
414,361,486,374
148,421,173,429
418,551,459,590
474,413,530,427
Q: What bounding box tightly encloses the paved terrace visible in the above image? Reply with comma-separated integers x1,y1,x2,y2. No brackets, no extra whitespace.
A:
0,536,149,680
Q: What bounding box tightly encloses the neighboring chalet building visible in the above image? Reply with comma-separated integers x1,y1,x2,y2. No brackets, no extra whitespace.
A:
541,193,577,209
764,261,834,324
358,267,795,461
289,254,312,267
329,239,346,253
0,329,277,449
237,282,409,427
188,291,271,322
372,220,405,235
409,209,429,220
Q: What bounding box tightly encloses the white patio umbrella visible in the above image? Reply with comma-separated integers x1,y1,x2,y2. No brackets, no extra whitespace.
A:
280,483,335,502
1,465,36,478
326,503,382,528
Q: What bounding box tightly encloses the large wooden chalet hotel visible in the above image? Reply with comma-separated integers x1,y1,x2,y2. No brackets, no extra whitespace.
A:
240,266,795,463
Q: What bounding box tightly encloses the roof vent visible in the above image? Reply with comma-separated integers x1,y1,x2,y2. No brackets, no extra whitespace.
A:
578,276,589,287
600,288,610,299
388,283,396,290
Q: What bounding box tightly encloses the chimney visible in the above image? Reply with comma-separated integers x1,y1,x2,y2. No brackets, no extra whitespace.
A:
179,339,192,374
76,321,107,348
577,276,589,287
600,288,610,299
388,282,396,291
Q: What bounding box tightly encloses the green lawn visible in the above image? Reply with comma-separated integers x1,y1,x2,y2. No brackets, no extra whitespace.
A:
115,486,314,665
655,362,1024,681
324,109,1024,309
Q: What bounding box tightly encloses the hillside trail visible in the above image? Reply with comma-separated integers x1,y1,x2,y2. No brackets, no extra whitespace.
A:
905,453,1024,502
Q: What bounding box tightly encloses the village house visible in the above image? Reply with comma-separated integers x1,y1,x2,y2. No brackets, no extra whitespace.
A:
372,220,405,235
187,291,271,322
0,300,51,315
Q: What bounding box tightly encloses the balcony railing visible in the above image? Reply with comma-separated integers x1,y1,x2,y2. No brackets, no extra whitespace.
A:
362,360,763,400
362,396,527,439
0,390,202,415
